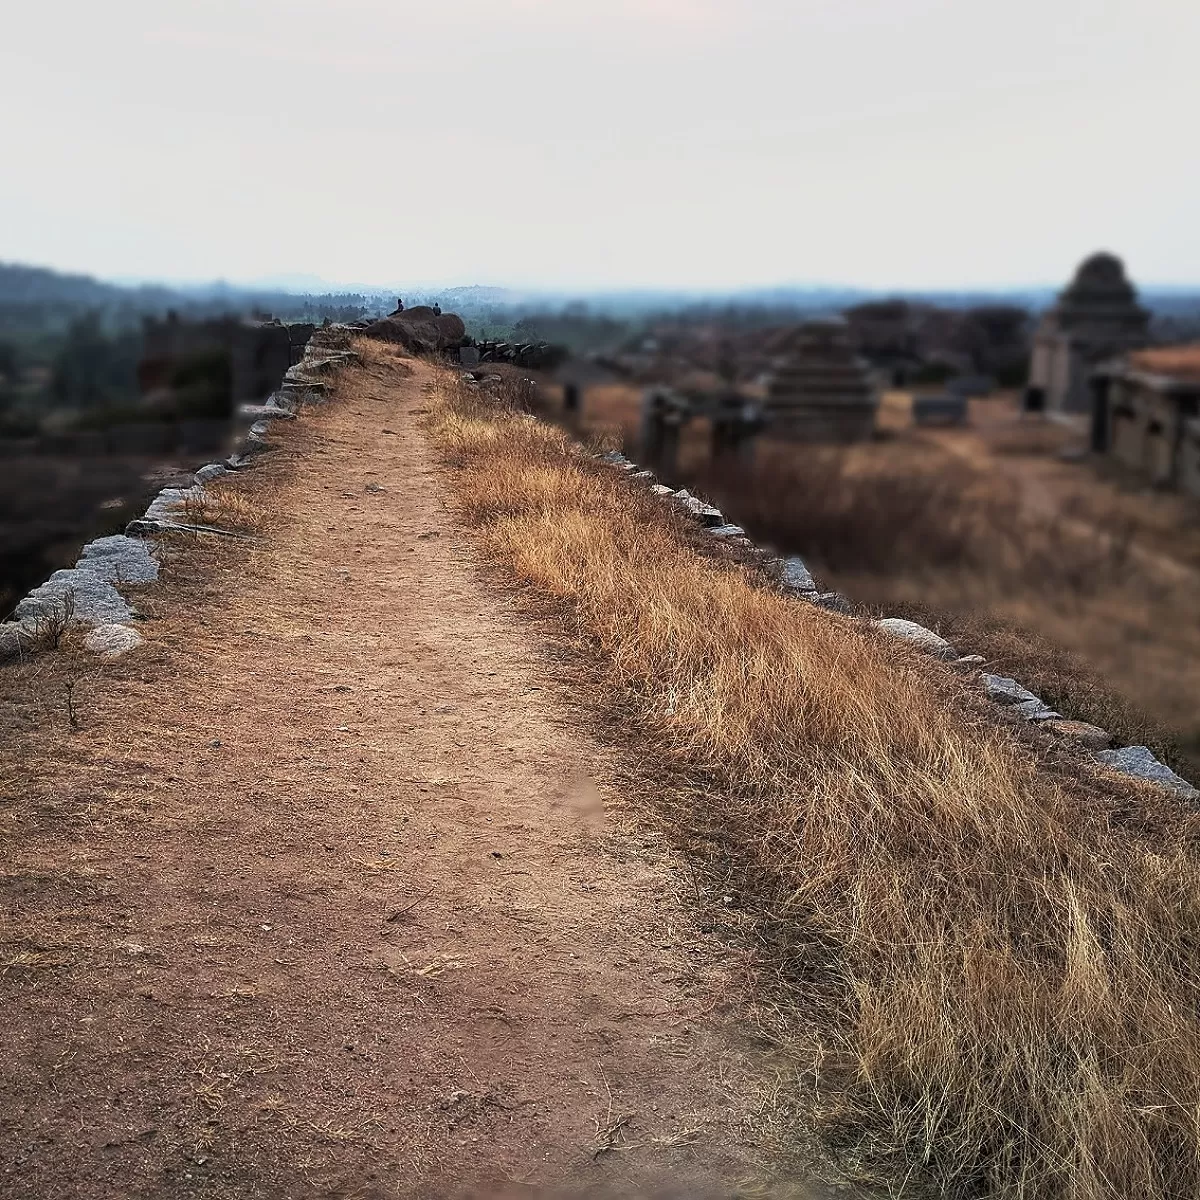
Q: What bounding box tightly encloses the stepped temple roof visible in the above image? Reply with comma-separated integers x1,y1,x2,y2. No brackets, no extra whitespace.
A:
764,318,878,441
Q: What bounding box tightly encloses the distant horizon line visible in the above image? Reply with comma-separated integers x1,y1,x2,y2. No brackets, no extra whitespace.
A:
111,274,1200,299
6,259,1200,300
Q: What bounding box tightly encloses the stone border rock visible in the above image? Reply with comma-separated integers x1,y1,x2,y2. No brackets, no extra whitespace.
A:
0,327,359,665
586,445,1199,804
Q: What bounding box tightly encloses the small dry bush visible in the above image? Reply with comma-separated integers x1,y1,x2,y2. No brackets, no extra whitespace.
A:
174,487,262,533
417,361,1200,1198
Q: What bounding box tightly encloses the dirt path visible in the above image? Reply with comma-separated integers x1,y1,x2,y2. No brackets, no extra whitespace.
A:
0,361,779,1198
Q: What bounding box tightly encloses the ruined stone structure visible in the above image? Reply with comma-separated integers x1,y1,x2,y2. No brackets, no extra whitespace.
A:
1091,345,1200,496
1027,253,1150,414
763,318,878,441
139,314,314,409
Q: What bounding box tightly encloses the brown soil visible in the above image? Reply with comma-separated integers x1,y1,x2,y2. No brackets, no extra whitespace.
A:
0,362,799,1198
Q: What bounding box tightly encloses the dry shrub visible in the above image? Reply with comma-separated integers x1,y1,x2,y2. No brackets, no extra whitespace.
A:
415,361,1200,1198
173,487,262,533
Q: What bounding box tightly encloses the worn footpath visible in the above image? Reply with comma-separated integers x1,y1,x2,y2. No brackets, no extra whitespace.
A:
0,359,790,1199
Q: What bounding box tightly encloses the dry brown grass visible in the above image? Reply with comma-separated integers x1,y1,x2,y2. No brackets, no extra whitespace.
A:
693,446,1200,777
413,354,1200,1199
173,483,264,533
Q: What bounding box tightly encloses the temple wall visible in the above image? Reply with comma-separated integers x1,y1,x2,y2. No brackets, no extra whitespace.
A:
1180,423,1200,499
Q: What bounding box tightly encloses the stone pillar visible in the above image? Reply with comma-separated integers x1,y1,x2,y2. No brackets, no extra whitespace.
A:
640,391,667,464
659,412,682,479
1089,375,1111,453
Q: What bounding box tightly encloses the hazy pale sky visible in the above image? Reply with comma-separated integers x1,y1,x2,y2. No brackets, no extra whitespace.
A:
2,0,1197,291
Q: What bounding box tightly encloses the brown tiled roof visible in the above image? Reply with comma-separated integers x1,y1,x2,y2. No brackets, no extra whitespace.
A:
1129,344,1200,383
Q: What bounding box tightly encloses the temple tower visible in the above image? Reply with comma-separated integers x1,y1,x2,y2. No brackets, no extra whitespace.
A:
1028,253,1150,414
763,318,878,441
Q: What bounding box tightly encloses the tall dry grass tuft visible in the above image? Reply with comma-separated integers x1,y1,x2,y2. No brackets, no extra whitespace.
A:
173,486,263,533
410,356,1200,1198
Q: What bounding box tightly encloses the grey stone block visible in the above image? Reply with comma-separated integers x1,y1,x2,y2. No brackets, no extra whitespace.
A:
1043,719,1112,751
238,404,295,421
875,617,957,661
675,492,724,527
982,674,1041,706
982,673,1059,719
951,654,987,671
708,524,746,538
1097,745,1199,799
15,570,135,627
144,487,204,524
75,535,159,585
809,592,852,614
777,556,816,592
195,463,228,484
84,623,144,658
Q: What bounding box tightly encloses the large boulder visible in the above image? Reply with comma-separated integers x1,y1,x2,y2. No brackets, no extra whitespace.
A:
75,535,159,585
1098,745,1199,799
15,569,135,627
361,308,467,355
875,617,957,661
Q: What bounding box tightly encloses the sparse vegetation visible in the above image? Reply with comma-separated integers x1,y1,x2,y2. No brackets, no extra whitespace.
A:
692,446,1200,779
173,485,263,532
405,347,1200,1199
27,591,76,651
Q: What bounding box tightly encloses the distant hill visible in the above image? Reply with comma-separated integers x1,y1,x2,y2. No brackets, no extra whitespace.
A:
0,262,388,345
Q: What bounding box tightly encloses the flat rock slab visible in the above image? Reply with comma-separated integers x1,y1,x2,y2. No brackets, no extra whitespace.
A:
778,556,816,592
675,493,724,527
145,487,205,524
1097,745,1199,799
84,623,144,658
239,404,295,421
1043,719,1112,751
982,674,1041,706
195,463,228,484
15,569,135,627
75,535,159,585
708,524,746,539
126,517,247,539
951,654,987,671
875,618,957,661
808,592,852,614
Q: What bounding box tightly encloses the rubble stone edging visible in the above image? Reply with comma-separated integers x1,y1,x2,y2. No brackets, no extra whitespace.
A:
0,327,358,665
587,446,1199,803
